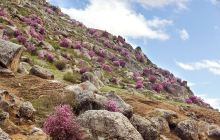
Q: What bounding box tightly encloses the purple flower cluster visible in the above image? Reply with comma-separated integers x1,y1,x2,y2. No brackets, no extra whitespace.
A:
152,83,163,93
113,60,120,67
105,100,119,112
60,38,72,48
43,105,82,140
148,75,157,83
135,53,145,63
102,64,112,72
136,80,144,89
0,8,6,17
79,67,88,74
21,15,43,27
30,27,44,41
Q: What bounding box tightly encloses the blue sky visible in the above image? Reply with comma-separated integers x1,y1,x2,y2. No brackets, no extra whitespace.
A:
48,0,220,109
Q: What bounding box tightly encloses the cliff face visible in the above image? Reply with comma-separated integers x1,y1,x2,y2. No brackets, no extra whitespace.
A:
0,0,219,140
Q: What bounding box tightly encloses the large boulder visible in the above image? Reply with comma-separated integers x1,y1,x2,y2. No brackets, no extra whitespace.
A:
81,72,104,89
30,65,54,79
77,110,143,140
0,128,10,140
148,108,178,127
130,114,159,140
0,39,23,73
65,81,106,115
208,125,220,140
175,119,199,140
106,91,133,118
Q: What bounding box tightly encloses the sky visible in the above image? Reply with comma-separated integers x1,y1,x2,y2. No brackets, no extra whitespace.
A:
47,0,220,110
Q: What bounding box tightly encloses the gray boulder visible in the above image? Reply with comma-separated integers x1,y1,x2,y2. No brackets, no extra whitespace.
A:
30,65,54,79
0,39,23,73
130,114,159,140
19,101,36,119
175,119,198,140
65,81,106,115
77,110,143,140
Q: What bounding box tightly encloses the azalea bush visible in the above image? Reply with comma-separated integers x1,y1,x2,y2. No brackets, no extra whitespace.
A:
43,105,82,140
148,75,157,83
60,38,72,48
136,80,144,89
102,64,112,72
152,83,163,93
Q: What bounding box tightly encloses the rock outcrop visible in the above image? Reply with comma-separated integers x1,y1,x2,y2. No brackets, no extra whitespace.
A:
77,110,143,140
0,39,23,73
30,65,54,79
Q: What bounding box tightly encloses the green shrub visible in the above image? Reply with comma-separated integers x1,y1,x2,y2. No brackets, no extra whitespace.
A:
63,72,80,83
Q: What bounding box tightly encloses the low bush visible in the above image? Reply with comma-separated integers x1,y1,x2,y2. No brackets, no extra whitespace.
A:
43,105,82,140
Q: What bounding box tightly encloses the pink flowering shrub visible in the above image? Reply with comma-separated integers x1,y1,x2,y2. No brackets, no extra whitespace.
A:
135,53,145,63
143,68,152,77
16,35,27,45
43,105,82,140
79,67,88,74
60,38,72,48
74,43,82,50
152,83,163,93
47,53,55,63
88,28,96,35
148,75,157,83
113,61,120,67
105,100,118,112
0,8,6,17
88,50,95,58
46,8,54,14
14,29,22,37
102,31,109,38
97,57,105,63
136,80,144,89
30,27,44,41
102,64,112,72
119,60,126,68
25,42,36,53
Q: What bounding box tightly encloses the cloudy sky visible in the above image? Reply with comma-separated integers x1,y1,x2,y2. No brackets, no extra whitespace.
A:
48,0,220,109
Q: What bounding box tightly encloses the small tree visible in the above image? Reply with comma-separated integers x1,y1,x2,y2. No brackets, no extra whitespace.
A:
43,105,82,140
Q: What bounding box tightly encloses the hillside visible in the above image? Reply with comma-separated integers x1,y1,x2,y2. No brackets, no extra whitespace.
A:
0,0,220,140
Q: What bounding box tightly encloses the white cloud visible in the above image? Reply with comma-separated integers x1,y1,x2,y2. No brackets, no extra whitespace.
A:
61,0,172,40
210,0,220,5
196,94,220,110
179,29,189,40
131,0,189,10
177,60,220,75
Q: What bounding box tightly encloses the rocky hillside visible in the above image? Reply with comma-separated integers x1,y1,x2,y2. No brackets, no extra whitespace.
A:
0,0,220,140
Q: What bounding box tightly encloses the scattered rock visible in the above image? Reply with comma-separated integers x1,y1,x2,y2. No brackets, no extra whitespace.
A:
106,91,133,118
130,114,159,140
30,65,54,79
19,101,36,119
17,62,31,74
77,110,143,140
150,117,170,134
175,119,199,140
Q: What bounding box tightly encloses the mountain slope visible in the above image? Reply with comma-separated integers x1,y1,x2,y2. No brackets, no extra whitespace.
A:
0,0,219,140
